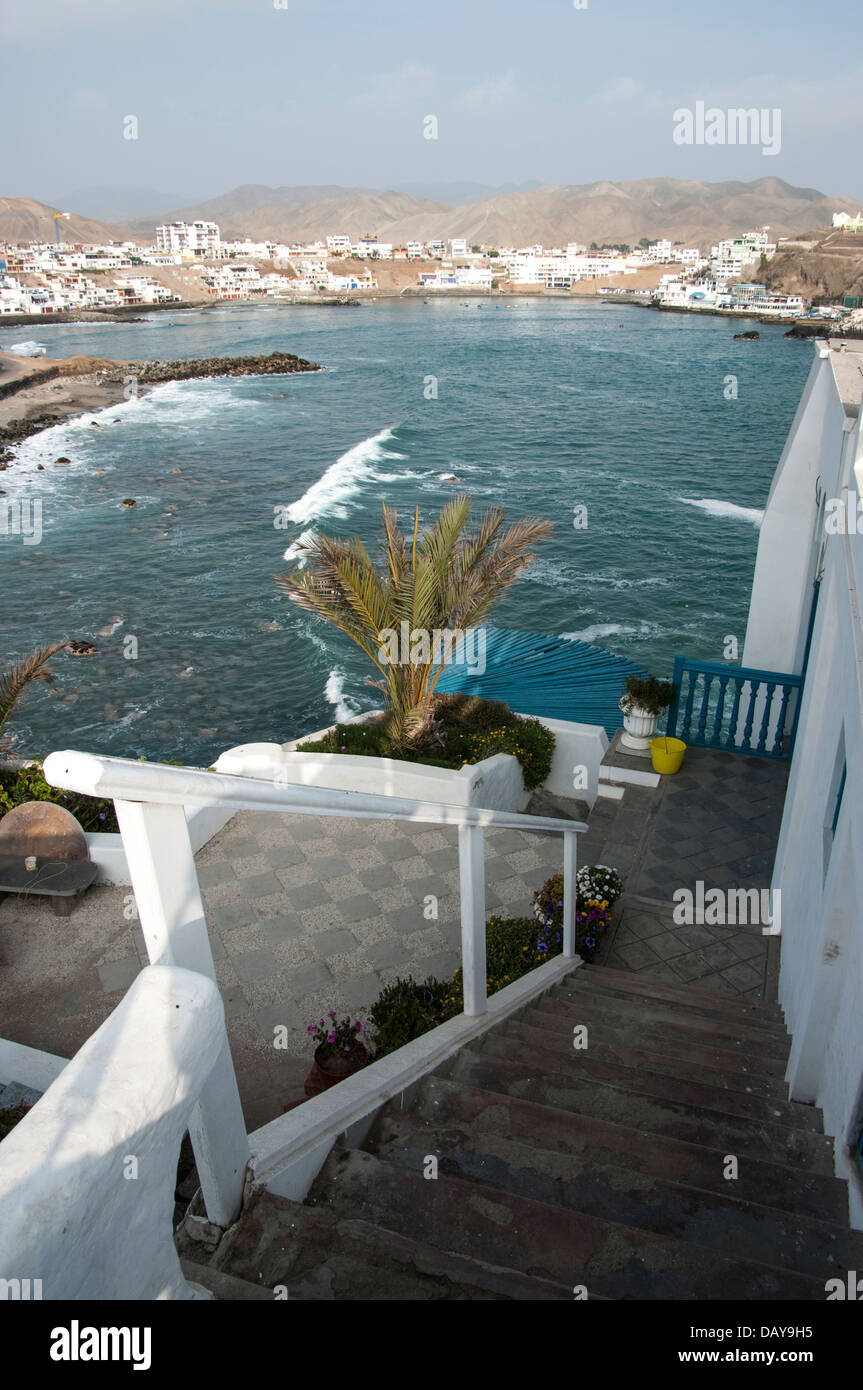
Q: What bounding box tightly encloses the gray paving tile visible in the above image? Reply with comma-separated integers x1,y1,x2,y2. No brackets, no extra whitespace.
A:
363,938,412,970
314,928,360,958
264,845,306,869
196,862,237,889
97,957,141,994
238,872,286,900
287,883,331,910
205,901,255,931
234,949,280,983
357,864,399,890
287,961,333,993
259,915,305,946
377,840,422,863
338,893,383,923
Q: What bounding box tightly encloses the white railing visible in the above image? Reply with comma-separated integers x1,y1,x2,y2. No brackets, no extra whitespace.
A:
41,749,587,1226
0,965,223,1300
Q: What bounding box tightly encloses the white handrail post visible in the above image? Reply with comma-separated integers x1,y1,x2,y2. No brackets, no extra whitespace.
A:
458,823,487,1015
563,831,578,957
115,799,249,1227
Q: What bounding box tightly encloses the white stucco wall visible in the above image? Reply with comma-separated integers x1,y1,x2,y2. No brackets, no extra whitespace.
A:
770,393,863,1228
0,966,225,1299
744,347,849,675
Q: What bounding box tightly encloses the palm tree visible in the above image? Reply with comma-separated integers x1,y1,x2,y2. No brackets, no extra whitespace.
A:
0,643,67,751
275,496,553,751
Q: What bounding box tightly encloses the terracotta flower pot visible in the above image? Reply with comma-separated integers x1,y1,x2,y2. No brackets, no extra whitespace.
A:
304,1042,369,1098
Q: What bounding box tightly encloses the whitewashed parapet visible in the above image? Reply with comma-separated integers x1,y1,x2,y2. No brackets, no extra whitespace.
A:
85,803,234,886
0,965,226,1300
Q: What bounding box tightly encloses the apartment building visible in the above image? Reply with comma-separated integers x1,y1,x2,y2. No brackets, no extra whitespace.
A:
156,221,221,256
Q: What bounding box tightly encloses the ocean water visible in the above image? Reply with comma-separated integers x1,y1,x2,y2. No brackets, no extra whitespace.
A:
0,299,812,764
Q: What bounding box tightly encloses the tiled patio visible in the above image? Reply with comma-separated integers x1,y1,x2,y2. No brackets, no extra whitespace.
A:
0,745,789,1129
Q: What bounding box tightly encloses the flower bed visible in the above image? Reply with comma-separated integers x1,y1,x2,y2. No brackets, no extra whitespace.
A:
0,763,118,833
296,693,555,792
364,864,623,1056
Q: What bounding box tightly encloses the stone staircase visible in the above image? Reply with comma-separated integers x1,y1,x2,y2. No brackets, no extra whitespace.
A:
182,964,862,1300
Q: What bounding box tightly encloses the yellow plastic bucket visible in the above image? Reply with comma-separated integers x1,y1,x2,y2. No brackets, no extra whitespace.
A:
650,736,687,775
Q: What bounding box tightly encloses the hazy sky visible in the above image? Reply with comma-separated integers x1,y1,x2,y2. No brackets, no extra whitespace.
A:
2,0,861,207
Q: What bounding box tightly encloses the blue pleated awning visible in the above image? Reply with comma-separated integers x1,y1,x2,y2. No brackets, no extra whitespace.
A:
434,627,646,732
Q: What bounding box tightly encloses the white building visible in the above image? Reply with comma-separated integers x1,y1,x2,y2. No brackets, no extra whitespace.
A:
742,337,863,1227
326,235,352,255
156,221,221,256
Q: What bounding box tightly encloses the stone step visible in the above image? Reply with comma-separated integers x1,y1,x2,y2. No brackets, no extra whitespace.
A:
517,1001,789,1077
414,1075,848,1223
558,970,790,1038
580,962,785,1023
204,1191,574,1300
483,1020,793,1103
453,1034,822,1132
369,1099,863,1282
311,1145,828,1300
547,983,792,1057
448,1049,834,1171
179,1259,274,1301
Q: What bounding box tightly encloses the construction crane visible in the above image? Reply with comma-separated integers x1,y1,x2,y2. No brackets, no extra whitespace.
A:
53,211,71,247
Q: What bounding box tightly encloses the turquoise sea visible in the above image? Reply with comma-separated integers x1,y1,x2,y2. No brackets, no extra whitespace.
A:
0,299,812,763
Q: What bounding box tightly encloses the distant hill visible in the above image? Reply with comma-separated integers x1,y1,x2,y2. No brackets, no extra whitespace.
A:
0,197,128,246
3,179,861,252
124,176,862,249
127,187,448,241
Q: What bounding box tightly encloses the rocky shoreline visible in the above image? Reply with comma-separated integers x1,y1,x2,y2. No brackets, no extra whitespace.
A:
0,350,322,462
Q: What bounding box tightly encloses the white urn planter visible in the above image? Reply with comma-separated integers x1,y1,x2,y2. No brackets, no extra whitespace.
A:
619,697,659,752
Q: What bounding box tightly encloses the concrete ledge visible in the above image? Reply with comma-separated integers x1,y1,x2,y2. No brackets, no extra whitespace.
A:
247,953,584,1201
86,804,235,885
0,1038,68,1091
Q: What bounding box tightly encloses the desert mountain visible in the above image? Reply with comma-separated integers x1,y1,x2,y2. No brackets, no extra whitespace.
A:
125,176,861,249
0,197,128,246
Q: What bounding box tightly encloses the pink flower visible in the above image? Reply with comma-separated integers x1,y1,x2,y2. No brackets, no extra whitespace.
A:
327,1032,336,1044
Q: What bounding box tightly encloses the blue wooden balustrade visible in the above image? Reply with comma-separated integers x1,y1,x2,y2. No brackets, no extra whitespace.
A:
665,655,803,760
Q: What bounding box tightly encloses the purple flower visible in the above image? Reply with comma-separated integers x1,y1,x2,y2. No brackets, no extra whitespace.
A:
585,936,596,949
307,1024,314,1035
328,1010,336,1018
327,1031,336,1044
99,812,106,821
537,940,548,954
353,1020,362,1030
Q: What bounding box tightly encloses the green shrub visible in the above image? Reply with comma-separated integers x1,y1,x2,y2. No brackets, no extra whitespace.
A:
0,763,119,833
0,1102,30,1141
297,695,556,791
469,718,555,789
621,673,676,717
367,975,451,1056
441,915,565,1018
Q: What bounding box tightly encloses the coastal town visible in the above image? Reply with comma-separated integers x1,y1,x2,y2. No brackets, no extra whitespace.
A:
2,213,861,325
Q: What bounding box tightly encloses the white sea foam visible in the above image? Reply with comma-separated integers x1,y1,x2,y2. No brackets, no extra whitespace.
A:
283,528,318,567
679,497,764,527
7,379,256,474
285,426,411,524
325,669,360,722
561,621,665,644
2,340,47,355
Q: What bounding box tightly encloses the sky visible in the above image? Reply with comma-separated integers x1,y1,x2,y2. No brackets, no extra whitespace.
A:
1,0,861,211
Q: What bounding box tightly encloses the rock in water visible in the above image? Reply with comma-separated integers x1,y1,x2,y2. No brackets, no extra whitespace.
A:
121,498,137,508
67,640,97,657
